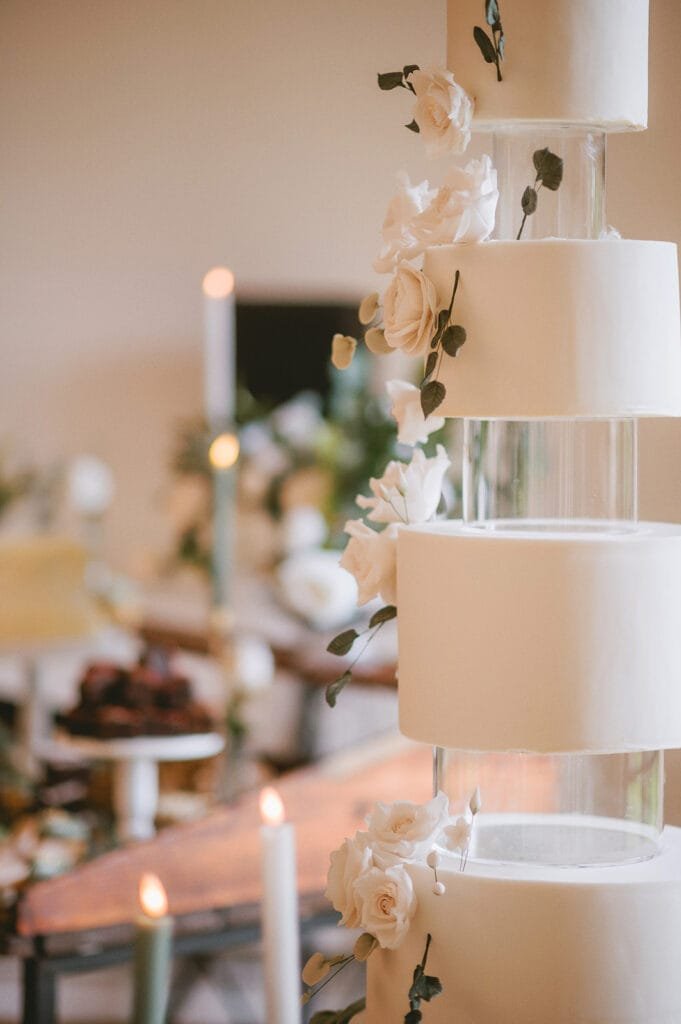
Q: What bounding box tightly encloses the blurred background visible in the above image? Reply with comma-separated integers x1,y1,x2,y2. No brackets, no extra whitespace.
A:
1,1,681,1022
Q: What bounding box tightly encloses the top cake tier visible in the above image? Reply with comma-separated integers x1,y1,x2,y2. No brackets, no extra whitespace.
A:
447,0,648,131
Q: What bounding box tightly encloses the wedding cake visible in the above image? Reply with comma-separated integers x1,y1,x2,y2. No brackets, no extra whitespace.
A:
304,2,681,1021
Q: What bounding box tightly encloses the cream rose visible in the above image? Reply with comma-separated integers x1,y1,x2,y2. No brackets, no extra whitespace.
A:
383,264,438,356
373,173,435,275
325,833,373,929
386,379,445,447
356,445,450,526
339,520,398,606
355,864,417,950
411,67,473,158
365,792,450,866
412,155,498,247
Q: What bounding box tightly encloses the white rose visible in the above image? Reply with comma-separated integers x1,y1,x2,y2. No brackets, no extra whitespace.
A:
325,833,373,928
355,864,417,950
365,792,450,866
411,67,473,158
383,264,438,357
373,173,435,275
412,155,498,247
356,445,450,525
386,380,445,447
339,520,398,606
278,548,359,631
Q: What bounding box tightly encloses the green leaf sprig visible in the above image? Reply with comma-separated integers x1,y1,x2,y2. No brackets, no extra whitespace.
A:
377,64,421,133
473,0,505,82
325,605,397,707
420,271,466,419
516,147,564,240
405,933,443,1023
310,1002,366,1024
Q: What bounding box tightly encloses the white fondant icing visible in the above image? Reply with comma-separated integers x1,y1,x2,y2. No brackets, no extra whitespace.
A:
366,825,681,1024
447,0,648,131
423,240,681,419
398,521,681,753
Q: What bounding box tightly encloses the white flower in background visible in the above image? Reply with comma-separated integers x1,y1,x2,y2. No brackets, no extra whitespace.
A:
386,380,445,446
365,792,450,866
331,333,357,370
373,173,435,274
325,833,373,928
412,155,498,247
355,864,417,950
356,445,450,525
340,520,398,606
280,505,328,555
233,634,275,693
272,392,323,449
440,815,472,853
411,67,473,158
68,456,115,516
383,264,438,357
278,548,359,631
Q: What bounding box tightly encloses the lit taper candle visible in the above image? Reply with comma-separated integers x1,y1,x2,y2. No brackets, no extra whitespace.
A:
133,872,173,1024
259,786,302,1024
202,266,236,426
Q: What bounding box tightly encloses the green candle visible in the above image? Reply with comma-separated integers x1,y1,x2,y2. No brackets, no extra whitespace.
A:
133,873,173,1024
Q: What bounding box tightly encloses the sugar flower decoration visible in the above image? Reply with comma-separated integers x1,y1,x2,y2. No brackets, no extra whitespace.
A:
383,263,438,357
355,864,417,950
373,173,436,275
411,67,473,158
339,520,398,606
386,379,445,447
365,792,450,867
356,445,450,525
411,155,498,247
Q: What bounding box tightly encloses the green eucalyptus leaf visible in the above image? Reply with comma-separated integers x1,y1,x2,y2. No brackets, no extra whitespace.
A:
533,148,564,190
326,670,352,708
326,628,359,656
310,1014,338,1024
378,70,406,91
521,185,538,216
485,0,501,27
403,64,420,77
441,324,466,357
424,351,438,380
405,119,420,133
473,25,497,63
369,604,397,628
497,30,505,58
404,1012,422,1024
420,380,446,418
414,974,443,1002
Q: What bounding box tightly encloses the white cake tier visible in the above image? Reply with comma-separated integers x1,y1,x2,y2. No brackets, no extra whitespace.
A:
423,240,681,420
366,824,681,1024
398,520,681,753
447,0,648,131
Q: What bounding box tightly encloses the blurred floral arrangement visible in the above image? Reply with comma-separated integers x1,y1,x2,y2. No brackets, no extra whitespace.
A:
169,353,451,635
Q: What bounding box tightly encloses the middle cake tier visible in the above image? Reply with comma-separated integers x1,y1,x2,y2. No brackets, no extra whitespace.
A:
398,521,681,753
422,239,681,419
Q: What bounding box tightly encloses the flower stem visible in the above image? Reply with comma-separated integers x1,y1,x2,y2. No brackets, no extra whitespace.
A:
421,932,433,971
307,955,355,1002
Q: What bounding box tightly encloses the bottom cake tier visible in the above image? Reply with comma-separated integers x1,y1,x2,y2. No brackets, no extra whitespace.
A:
366,825,681,1024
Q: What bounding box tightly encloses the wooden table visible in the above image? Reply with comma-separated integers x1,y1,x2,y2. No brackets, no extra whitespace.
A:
10,735,430,1023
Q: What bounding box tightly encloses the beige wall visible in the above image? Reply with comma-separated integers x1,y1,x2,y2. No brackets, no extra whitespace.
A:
1,0,680,564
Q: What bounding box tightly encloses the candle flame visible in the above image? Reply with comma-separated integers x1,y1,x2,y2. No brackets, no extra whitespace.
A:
139,872,168,918
209,432,240,470
260,786,285,826
203,266,235,298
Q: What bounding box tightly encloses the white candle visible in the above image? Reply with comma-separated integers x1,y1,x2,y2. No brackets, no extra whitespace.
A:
259,786,302,1024
202,266,236,425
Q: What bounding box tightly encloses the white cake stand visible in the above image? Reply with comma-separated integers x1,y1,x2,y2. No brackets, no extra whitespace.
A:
53,731,225,841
